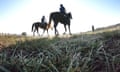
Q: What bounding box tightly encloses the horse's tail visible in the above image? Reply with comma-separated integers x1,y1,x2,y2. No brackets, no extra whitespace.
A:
31,23,35,32
49,13,52,25
47,13,53,30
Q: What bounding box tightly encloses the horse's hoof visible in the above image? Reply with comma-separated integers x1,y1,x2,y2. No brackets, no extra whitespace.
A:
55,34,59,36
69,33,72,35
63,32,66,35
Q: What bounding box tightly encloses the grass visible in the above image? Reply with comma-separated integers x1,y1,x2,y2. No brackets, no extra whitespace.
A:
0,29,120,72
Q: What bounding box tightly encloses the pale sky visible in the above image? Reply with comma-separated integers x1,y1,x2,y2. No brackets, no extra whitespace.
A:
0,0,120,35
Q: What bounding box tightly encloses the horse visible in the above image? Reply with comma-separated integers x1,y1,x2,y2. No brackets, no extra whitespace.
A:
31,22,50,36
47,12,72,35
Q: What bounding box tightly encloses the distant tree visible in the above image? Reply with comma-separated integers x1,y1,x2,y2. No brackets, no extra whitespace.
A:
21,32,27,36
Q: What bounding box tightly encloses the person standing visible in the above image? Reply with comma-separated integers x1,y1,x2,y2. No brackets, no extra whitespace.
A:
92,25,95,32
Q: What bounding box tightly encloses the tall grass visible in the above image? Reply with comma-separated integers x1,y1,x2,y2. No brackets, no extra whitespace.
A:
0,30,120,72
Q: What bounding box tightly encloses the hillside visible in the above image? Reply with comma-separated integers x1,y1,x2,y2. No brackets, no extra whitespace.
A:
95,23,120,32
0,24,120,72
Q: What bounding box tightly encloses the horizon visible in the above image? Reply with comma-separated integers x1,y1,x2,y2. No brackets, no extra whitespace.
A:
0,0,120,36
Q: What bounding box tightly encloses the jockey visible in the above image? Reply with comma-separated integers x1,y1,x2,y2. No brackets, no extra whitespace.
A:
59,4,66,15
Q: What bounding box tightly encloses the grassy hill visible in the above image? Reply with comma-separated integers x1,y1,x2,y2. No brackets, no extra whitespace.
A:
0,24,120,72
94,23,120,32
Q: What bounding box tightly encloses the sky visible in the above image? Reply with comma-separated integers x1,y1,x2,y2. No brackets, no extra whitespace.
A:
0,0,120,36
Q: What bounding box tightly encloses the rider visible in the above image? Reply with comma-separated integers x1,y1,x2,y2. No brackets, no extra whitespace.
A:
59,4,66,16
41,16,46,25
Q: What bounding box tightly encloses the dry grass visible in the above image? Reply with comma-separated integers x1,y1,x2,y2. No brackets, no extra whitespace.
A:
0,29,120,72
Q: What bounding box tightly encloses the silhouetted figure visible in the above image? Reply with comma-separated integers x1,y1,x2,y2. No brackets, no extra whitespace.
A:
41,16,46,25
48,12,72,35
59,4,66,15
31,22,49,36
92,25,95,32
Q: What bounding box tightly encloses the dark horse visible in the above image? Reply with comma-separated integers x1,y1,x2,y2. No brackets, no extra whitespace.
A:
48,12,72,35
31,22,50,36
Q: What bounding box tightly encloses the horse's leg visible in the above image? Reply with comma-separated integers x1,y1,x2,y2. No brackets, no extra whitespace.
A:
54,23,59,35
54,24,57,35
33,30,35,36
36,28,40,36
63,24,67,35
46,29,49,36
68,25,72,35
32,26,35,36
41,29,45,36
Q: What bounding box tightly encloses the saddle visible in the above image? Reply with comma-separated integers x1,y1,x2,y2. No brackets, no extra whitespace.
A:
60,12,67,18
41,22,47,28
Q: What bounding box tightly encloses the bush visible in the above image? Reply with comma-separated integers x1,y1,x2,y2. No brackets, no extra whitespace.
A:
21,32,27,36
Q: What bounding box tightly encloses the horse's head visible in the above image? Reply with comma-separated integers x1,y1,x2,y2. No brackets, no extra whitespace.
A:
67,12,72,19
